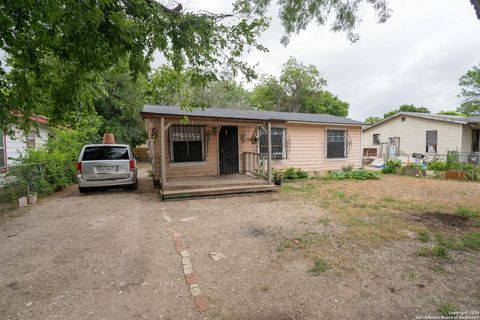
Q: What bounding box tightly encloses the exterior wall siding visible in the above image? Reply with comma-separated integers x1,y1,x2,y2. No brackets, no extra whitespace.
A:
461,125,473,154
5,125,52,164
147,116,362,181
362,115,464,156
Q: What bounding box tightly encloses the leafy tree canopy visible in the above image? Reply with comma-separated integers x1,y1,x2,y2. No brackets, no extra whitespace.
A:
94,60,148,147
457,62,480,116
236,0,392,44
0,0,267,132
364,116,382,124
250,57,349,116
383,104,430,119
438,110,465,116
146,65,251,109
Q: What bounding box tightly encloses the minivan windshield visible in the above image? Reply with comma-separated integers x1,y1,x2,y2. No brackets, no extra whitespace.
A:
82,146,129,161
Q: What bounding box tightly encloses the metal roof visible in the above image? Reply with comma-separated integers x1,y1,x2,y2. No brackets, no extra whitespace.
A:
363,112,480,131
141,105,364,126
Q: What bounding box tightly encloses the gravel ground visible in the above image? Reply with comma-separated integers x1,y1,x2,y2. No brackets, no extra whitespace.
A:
1,171,479,320
0,170,199,320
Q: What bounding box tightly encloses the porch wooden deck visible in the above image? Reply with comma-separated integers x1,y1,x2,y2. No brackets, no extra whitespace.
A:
161,174,279,200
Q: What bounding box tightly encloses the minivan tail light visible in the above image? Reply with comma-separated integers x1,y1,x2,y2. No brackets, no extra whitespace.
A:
76,161,82,172
129,159,135,172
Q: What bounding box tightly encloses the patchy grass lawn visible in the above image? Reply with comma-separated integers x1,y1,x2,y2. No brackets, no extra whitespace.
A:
282,174,479,248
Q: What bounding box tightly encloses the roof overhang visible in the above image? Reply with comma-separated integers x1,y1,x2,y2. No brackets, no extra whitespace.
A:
362,112,470,131
141,105,364,127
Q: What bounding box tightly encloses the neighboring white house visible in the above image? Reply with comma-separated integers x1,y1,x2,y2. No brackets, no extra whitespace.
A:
362,112,480,162
0,116,52,172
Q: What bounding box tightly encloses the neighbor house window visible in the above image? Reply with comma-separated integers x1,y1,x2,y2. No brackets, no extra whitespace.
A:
0,133,5,168
168,125,206,162
373,134,380,145
401,117,406,122
259,127,287,160
26,131,35,149
327,129,347,159
426,130,438,153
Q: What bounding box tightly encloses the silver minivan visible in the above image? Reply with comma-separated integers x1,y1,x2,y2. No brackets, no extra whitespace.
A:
76,144,138,193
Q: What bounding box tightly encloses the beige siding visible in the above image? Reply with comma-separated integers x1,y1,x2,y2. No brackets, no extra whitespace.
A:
362,115,464,156
146,116,362,181
461,125,473,154
271,124,362,172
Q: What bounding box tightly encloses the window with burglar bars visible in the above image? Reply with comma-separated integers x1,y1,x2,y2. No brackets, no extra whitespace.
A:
327,129,347,159
259,127,287,160
373,134,380,145
168,125,206,163
426,130,438,153
0,133,5,168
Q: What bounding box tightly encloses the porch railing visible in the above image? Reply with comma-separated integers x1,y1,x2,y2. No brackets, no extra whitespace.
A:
243,152,267,179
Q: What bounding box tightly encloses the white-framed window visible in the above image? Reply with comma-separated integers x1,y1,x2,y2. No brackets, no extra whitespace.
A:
26,131,36,149
259,127,287,160
168,125,206,163
373,134,380,145
326,129,347,159
426,130,438,153
0,133,5,168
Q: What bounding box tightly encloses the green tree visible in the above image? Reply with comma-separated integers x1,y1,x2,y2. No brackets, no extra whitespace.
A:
251,57,349,116
457,63,480,115
438,110,465,116
383,104,430,118
0,1,267,132
250,75,286,111
280,57,327,113
94,62,148,147
236,0,392,44
146,65,251,109
364,116,382,124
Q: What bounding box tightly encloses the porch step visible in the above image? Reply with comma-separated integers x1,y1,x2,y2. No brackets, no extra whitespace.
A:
164,179,267,191
161,184,279,200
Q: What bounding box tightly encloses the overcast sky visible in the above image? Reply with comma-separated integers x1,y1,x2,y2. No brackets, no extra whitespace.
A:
154,0,480,121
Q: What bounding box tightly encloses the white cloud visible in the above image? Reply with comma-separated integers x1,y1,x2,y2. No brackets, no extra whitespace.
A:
154,0,480,121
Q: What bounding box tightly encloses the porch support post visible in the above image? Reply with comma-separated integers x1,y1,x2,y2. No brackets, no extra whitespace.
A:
267,122,272,182
160,116,167,185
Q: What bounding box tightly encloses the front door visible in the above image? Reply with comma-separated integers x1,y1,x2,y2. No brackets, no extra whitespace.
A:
219,126,239,175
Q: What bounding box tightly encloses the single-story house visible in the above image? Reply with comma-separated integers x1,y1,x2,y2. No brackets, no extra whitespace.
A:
141,105,363,198
0,116,52,173
362,112,480,162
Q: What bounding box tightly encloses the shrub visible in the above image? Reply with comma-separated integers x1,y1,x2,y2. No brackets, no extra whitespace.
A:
382,158,402,174
328,170,379,180
282,167,308,180
283,167,298,180
446,152,460,170
427,160,447,171
295,168,309,179
8,118,100,196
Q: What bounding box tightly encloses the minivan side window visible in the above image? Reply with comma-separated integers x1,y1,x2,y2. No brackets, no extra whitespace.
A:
82,147,129,161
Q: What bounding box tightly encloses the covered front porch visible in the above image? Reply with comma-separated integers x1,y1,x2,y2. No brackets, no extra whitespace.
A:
144,113,281,200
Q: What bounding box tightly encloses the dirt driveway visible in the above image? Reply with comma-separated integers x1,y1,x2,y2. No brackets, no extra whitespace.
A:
1,171,479,319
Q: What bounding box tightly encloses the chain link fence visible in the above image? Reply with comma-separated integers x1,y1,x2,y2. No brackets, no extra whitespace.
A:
0,160,77,215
